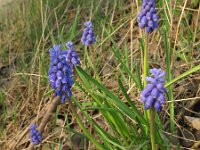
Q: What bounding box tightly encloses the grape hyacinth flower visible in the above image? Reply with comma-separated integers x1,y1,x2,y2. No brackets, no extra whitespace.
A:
48,44,75,103
137,0,159,33
141,68,166,111
30,124,43,145
65,41,80,68
81,21,96,46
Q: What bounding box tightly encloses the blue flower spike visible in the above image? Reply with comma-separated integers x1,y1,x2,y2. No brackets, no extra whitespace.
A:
30,124,43,145
65,41,80,68
81,21,96,46
137,0,159,33
48,44,77,103
141,68,166,112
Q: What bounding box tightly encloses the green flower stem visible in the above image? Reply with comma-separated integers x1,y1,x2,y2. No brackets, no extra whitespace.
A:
83,46,87,68
149,107,156,150
85,46,101,82
68,99,104,150
143,33,149,87
143,33,149,134
143,33,156,149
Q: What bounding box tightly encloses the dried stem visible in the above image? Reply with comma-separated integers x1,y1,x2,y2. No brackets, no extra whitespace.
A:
27,96,61,150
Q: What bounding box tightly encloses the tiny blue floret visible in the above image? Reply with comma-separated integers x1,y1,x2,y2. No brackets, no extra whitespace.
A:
141,68,166,111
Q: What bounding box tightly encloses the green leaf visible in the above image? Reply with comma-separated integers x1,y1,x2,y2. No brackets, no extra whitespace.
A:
118,78,147,130
163,25,174,131
165,64,200,88
76,67,136,143
75,66,149,127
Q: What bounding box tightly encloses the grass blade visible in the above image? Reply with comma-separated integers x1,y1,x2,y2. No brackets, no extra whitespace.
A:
163,25,174,132
76,66,149,127
165,64,200,88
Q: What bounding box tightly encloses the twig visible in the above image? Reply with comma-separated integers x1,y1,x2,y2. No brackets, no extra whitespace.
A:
27,96,61,150
191,140,200,149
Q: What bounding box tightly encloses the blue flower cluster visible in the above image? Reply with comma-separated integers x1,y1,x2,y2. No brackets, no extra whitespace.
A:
65,41,80,68
30,124,43,145
137,0,159,33
141,68,166,111
81,21,96,46
48,44,74,103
